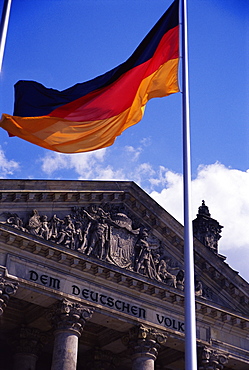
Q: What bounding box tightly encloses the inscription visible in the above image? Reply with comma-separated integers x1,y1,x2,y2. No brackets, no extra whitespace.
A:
156,314,184,332
72,284,146,319
23,266,185,334
29,270,60,290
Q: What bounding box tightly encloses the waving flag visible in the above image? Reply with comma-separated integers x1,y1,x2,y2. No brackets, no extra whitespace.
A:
0,0,179,153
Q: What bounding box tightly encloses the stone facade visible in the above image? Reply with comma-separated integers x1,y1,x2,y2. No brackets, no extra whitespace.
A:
0,180,248,369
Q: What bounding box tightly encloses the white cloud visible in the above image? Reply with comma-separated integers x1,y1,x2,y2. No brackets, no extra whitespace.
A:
124,145,142,162
40,149,107,178
150,163,249,282
40,142,154,183
149,168,183,218
40,152,68,175
0,146,20,177
124,138,151,162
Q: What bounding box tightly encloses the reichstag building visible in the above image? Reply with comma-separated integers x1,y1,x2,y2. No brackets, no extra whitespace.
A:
0,179,248,369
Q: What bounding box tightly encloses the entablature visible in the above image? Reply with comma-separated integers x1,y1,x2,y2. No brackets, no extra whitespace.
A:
1,224,248,337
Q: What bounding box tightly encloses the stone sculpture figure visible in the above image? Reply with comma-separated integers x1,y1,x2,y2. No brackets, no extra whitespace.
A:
78,221,91,252
50,214,63,241
39,215,51,240
134,229,150,269
83,208,109,260
195,279,203,296
176,270,185,290
157,259,177,288
28,209,41,236
135,230,160,280
74,221,84,250
57,215,76,249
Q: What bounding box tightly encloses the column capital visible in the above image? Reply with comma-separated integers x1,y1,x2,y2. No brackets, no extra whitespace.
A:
0,277,19,315
198,346,229,370
48,299,94,336
123,324,167,361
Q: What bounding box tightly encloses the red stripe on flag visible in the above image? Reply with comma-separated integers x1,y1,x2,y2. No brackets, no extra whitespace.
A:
48,26,179,122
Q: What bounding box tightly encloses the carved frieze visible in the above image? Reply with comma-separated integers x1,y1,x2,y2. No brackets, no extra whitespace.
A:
1,204,189,291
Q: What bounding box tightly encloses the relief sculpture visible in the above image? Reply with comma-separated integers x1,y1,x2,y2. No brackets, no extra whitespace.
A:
2,205,187,291
134,229,160,280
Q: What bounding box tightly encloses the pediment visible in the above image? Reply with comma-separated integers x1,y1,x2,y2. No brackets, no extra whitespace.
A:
0,180,248,318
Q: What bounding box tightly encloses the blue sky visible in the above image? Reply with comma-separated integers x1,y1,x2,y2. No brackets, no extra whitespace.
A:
0,0,249,281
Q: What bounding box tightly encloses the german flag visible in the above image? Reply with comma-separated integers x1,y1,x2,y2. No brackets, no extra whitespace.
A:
0,0,179,153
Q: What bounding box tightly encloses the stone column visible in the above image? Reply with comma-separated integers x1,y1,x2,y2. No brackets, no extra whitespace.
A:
48,299,94,370
123,324,167,370
198,346,229,370
0,277,18,315
12,326,48,370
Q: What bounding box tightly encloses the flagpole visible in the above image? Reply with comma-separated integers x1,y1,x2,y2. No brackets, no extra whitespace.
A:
181,0,197,368
0,0,12,73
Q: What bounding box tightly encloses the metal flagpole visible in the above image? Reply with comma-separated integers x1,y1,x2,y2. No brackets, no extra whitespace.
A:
181,0,198,368
0,0,12,73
